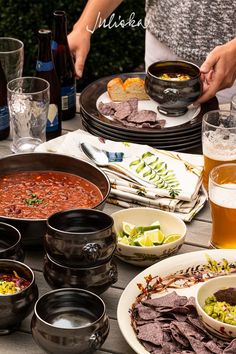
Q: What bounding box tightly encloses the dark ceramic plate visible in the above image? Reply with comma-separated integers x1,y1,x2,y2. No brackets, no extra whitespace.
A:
81,114,202,144
81,108,202,141
81,118,201,147
82,121,201,152
79,72,218,135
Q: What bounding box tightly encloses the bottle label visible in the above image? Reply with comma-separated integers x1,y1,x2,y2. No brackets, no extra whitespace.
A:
36,60,54,72
61,84,76,111
0,105,9,130
51,40,58,51
46,104,59,132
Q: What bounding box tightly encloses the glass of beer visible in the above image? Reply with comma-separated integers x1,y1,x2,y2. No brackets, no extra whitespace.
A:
202,110,236,191
209,163,236,248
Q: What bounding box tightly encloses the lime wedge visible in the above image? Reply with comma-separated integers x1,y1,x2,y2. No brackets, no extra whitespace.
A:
163,234,181,244
122,221,136,236
135,234,154,247
143,229,165,245
151,220,161,229
119,235,130,245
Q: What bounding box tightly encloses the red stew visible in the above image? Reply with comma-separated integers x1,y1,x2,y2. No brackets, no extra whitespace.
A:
0,171,103,219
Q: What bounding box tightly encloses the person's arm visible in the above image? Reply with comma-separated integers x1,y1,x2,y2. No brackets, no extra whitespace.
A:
194,38,236,105
68,0,123,77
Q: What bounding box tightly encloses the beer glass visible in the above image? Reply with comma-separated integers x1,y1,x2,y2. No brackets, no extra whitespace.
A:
7,77,50,153
0,37,24,82
202,110,236,190
209,163,236,248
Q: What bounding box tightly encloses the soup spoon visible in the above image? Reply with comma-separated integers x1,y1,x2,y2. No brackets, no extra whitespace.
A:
80,142,124,167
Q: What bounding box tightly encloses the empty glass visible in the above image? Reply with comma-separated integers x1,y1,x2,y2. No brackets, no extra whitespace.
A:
7,77,50,153
0,37,24,82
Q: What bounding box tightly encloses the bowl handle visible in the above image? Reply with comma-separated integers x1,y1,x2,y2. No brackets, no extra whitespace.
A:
89,332,103,350
82,243,101,262
163,88,179,102
109,263,118,284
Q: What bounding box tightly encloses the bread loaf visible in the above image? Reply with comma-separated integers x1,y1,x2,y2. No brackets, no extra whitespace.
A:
107,77,149,101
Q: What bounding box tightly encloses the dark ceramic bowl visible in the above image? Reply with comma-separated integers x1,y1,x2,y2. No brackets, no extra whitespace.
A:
44,253,118,295
0,222,24,261
45,209,117,267
145,60,202,116
31,288,109,354
0,153,110,246
0,259,38,334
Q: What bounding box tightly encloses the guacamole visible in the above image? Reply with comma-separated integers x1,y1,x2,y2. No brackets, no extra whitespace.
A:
204,295,236,326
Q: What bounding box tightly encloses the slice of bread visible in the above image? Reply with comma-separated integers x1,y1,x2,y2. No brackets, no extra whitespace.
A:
107,77,149,101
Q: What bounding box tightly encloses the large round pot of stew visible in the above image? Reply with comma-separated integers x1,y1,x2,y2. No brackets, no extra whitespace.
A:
0,153,110,246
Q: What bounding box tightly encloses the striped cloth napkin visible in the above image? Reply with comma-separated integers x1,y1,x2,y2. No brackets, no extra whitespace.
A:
35,129,206,222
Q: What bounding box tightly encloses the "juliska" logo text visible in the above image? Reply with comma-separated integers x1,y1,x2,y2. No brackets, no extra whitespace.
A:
86,12,146,34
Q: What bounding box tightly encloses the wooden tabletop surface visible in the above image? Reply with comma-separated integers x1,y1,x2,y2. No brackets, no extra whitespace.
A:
0,111,213,354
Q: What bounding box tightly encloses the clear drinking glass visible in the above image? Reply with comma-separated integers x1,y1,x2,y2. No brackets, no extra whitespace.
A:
7,77,50,153
202,110,236,191
0,37,24,81
209,163,236,248
230,93,236,112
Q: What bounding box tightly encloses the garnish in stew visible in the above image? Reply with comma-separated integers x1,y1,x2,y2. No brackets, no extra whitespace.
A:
0,171,103,219
0,271,30,295
158,73,191,81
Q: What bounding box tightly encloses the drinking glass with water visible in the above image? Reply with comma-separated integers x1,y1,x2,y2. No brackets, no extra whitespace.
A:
7,77,50,153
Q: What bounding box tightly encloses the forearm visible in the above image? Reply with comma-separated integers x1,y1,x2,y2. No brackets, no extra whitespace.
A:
73,0,123,35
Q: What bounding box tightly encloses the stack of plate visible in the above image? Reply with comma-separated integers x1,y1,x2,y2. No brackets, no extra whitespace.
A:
80,73,218,152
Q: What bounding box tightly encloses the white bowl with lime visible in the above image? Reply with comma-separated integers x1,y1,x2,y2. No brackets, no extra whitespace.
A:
111,207,186,267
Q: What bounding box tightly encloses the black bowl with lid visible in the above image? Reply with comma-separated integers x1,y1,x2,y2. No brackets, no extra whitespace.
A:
145,60,202,116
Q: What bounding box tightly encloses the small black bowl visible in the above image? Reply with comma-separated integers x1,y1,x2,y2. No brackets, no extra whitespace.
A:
31,288,109,354
0,222,24,261
0,259,38,334
43,253,118,295
45,209,117,268
145,60,202,116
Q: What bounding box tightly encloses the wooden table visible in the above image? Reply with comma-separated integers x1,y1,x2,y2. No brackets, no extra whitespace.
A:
0,112,213,354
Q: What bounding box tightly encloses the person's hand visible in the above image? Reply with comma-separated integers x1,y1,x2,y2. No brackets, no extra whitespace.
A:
68,28,91,78
194,38,236,105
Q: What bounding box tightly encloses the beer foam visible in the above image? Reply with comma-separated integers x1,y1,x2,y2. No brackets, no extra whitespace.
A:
203,131,236,161
210,183,236,208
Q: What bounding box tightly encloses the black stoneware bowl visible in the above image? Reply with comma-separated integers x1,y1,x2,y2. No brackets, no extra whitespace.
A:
0,222,25,261
31,288,110,354
145,60,202,116
0,153,110,246
43,253,118,295
45,209,117,267
0,259,38,334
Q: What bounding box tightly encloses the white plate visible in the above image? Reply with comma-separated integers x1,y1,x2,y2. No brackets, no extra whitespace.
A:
97,91,201,128
117,249,236,354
